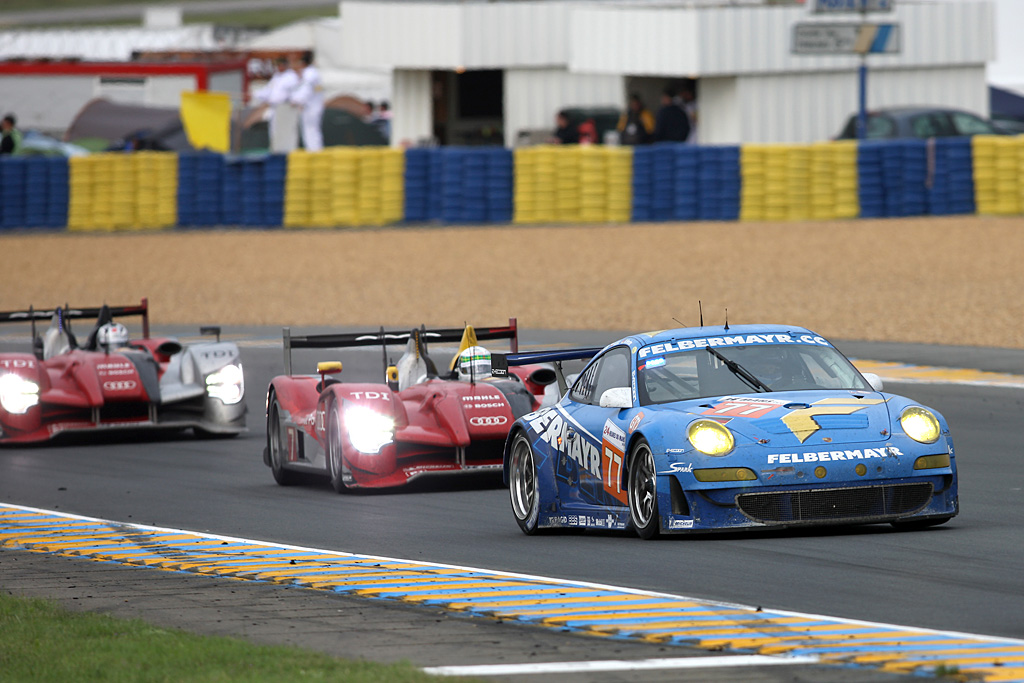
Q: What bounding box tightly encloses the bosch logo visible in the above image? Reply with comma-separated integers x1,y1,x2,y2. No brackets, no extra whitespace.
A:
470,415,507,427
103,380,137,391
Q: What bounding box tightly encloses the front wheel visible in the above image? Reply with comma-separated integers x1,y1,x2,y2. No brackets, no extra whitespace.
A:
509,432,542,534
627,439,660,540
267,397,296,486
327,406,351,494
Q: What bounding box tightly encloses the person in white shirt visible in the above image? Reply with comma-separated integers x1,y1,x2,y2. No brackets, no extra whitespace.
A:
253,57,300,152
289,51,325,152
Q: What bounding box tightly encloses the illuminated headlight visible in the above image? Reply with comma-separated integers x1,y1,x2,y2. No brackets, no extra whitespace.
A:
687,419,735,456
345,405,395,454
205,363,244,404
0,373,40,415
900,406,941,444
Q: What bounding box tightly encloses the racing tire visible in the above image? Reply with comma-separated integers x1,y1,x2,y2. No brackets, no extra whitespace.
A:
327,406,351,494
267,397,297,486
627,438,660,540
509,431,544,535
891,516,953,531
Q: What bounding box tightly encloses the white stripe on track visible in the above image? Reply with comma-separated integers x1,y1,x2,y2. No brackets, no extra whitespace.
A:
422,655,819,677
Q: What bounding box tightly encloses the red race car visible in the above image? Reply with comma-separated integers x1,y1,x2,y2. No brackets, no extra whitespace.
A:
264,320,556,490
0,300,246,443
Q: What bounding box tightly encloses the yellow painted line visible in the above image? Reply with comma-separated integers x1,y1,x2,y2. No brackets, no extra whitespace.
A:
853,359,1024,389
5,503,1024,683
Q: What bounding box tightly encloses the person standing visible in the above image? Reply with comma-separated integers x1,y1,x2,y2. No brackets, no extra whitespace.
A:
0,114,21,155
253,57,300,152
289,51,325,152
617,93,654,145
552,110,578,144
653,87,691,143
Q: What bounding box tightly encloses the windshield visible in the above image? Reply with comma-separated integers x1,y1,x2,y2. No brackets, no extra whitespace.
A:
637,342,871,406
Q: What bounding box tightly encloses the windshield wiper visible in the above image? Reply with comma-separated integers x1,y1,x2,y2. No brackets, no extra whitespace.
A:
705,347,772,393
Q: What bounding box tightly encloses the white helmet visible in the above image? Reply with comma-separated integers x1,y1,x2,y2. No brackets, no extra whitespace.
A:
457,346,491,380
97,322,129,350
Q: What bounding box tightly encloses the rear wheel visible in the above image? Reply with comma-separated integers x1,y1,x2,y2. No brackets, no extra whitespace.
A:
327,406,351,493
627,439,660,540
509,432,542,534
267,397,296,486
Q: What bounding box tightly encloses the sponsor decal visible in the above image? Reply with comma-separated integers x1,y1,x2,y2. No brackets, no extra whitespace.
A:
665,448,687,455
199,349,234,359
761,466,796,480
0,359,35,369
703,397,786,419
469,415,508,427
462,394,505,410
781,398,886,443
102,380,137,392
641,357,667,370
638,333,832,359
668,518,695,530
668,462,694,473
601,420,628,504
766,446,903,465
528,409,600,478
628,411,644,434
349,391,389,401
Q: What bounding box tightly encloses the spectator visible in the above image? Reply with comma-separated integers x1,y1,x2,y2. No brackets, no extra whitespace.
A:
553,110,578,144
617,94,654,145
0,114,20,155
253,56,300,151
375,100,392,142
653,87,691,143
289,51,325,152
681,86,698,143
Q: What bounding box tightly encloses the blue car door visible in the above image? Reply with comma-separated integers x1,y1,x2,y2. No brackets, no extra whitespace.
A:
558,346,635,517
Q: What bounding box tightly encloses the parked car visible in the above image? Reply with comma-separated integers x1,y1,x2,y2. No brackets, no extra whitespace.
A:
836,107,1005,140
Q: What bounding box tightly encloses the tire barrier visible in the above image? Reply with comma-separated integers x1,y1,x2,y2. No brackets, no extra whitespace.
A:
0,136,1018,231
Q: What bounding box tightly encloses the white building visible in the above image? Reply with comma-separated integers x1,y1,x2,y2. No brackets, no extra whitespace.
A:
337,0,995,147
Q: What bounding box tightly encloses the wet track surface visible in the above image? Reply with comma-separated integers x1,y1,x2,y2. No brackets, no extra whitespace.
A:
2,329,1024,679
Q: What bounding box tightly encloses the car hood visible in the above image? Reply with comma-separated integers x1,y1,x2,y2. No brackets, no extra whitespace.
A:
656,391,892,448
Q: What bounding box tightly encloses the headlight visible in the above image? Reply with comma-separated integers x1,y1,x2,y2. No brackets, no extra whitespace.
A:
345,405,395,454
900,406,941,444
0,373,40,415
206,363,244,404
687,419,735,456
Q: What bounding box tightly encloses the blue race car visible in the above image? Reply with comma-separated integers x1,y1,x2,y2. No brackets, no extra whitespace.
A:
495,325,958,539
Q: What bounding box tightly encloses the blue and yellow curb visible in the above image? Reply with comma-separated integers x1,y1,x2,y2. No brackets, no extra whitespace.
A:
3,503,1024,681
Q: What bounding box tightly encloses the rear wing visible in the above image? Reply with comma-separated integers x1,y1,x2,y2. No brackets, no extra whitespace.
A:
491,346,603,396
282,318,518,375
0,299,150,339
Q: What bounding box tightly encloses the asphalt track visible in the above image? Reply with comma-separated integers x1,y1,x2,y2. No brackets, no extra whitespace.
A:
2,327,1024,681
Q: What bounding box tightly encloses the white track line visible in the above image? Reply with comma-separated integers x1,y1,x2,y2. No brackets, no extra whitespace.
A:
422,655,820,677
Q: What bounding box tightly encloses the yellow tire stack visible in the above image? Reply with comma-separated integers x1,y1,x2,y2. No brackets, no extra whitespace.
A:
329,148,360,226
739,144,768,221
134,152,177,229
514,145,632,224
605,146,633,223
67,156,96,232
284,150,313,228
512,148,538,223
579,147,606,223
555,146,582,222
785,145,812,221
972,135,1022,215
379,148,405,225
831,141,859,218
356,150,383,225
308,151,334,228
763,146,789,221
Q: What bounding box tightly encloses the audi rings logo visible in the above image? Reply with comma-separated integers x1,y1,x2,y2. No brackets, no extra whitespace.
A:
103,380,137,392
469,415,508,427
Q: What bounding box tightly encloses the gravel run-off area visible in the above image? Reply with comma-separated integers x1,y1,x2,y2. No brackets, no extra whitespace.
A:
3,215,1024,349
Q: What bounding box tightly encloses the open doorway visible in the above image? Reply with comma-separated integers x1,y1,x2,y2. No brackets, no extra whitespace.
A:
431,69,504,145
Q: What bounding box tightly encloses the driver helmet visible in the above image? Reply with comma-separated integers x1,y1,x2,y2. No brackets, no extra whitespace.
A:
456,346,491,380
748,347,788,386
97,322,129,350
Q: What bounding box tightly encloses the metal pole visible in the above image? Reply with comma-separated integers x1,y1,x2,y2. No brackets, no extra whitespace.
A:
857,57,868,140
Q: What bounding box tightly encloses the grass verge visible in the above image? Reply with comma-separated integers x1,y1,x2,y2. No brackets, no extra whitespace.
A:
0,591,452,683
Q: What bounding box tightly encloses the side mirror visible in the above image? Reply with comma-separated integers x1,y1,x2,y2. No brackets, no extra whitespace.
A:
317,361,343,375
200,326,222,342
598,387,633,409
862,372,884,392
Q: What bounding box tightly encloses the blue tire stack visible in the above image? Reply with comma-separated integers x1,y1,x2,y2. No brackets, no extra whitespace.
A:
631,146,654,222
651,143,676,221
928,138,975,215
880,142,906,217
47,158,70,228
403,148,432,222
23,157,50,228
485,148,513,223
460,150,488,223
695,146,741,220
239,157,262,226
194,152,224,227
857,141,886,218
0,158,27,229
221,157,243,226
899,140,928,217
176,154,196,226
673,145,699,221
440,148,465,223
262,154,287,227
